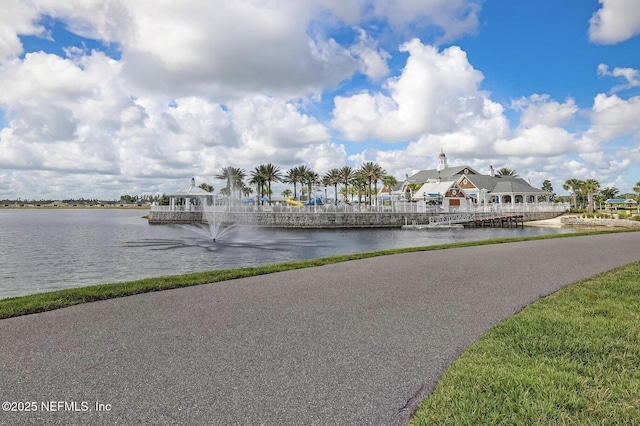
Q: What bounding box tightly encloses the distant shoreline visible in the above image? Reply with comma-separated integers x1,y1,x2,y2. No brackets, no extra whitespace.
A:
0,205,150,210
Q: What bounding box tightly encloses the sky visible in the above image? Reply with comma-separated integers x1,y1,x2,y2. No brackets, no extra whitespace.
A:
1,0,640,200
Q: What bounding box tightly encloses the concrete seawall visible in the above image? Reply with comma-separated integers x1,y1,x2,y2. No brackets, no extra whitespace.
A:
149,210,561,228
561,216,640,229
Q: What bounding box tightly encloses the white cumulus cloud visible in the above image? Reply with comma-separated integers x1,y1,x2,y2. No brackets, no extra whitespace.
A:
589,0,640,44
332,39,486,142
597,63,640,92
511,94,578,128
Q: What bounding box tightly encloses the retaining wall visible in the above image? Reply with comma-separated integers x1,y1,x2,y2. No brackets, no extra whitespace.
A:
149,210,561,228
148,211,203,224
561,217,640,229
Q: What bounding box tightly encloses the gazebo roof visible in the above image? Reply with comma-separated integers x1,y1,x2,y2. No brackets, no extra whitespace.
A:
172,178,213,196
605,198,637,204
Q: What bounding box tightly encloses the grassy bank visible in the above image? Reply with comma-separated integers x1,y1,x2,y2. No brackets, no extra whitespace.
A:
410,261,640,425
0,229,634,320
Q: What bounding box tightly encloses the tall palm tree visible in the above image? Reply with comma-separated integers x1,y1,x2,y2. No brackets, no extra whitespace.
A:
563,178,583,208
582,179,600,213
300,166,319,203
353,171,367,204
321,175,331,203
497,167,519,177
249,167,267,204
324,168,341,204
257,163,282,204
371,163,386,206
359,162,376,205
215,167,246,200
339,166,355,202
284,166,304,200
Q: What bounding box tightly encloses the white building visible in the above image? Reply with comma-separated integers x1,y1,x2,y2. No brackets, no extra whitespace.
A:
390,151,552,210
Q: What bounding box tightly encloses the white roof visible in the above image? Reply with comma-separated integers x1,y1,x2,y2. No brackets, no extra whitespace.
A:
413,181,455,198
173,178,213,196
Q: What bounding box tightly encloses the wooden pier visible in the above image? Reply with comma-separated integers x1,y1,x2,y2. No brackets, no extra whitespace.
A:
425,212,525,228
465,214,524,228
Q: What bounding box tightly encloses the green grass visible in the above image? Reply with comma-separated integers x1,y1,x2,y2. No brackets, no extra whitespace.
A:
410,261,640,426
0,229,635,320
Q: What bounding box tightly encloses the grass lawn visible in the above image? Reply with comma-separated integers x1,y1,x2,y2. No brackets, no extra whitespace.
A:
410,261,640,425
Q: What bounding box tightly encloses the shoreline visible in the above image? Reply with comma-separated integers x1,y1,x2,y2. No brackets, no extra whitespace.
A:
523,214,569,228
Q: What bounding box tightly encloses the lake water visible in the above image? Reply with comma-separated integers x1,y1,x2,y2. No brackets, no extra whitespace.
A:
0,209,575,299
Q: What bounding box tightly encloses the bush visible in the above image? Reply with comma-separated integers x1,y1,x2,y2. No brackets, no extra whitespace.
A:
618,211,629,220
630,215,640,221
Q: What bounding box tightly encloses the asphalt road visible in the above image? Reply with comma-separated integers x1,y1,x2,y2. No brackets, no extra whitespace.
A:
1,233,639,426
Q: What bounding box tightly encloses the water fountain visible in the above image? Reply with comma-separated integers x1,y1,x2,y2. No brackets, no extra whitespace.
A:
198,193,238,242
165,192,237,246
200,211,236,242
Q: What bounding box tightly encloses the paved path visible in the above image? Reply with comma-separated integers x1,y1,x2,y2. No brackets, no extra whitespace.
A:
1,233,639,425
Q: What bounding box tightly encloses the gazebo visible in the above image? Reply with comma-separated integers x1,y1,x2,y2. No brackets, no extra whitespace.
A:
168,178,216,211
604,198,637,210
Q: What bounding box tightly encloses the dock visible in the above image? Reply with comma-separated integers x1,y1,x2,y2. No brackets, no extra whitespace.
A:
424,212,525,229
466,214,524,228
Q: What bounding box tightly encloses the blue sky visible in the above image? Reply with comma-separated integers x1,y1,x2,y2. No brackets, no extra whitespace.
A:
1,0,640,199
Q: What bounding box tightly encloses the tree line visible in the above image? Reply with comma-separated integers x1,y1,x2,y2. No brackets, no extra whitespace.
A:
209,162,397,205
562,179,640,212
119,166,640,211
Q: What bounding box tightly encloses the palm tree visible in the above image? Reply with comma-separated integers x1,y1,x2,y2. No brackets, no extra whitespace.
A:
371,163,386,206
281,189,292,198
358,162,386,206
257,163,282,204
242,186,253,197
284,166,304,200
497,167,519,177
634,181,640,202
324,168,341,204
352,171,367,204
198,183,214,192
215,167,246,200
598,187,619,205
563,178,583,208
381,175,398,192
321,175,332,203
249,167,267,204
300,166,318,203
339,166,355,202
359,162,376,205
583,179,600,213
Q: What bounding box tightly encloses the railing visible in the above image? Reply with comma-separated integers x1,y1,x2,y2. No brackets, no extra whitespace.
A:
429,213,476,225
150,202,570,214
